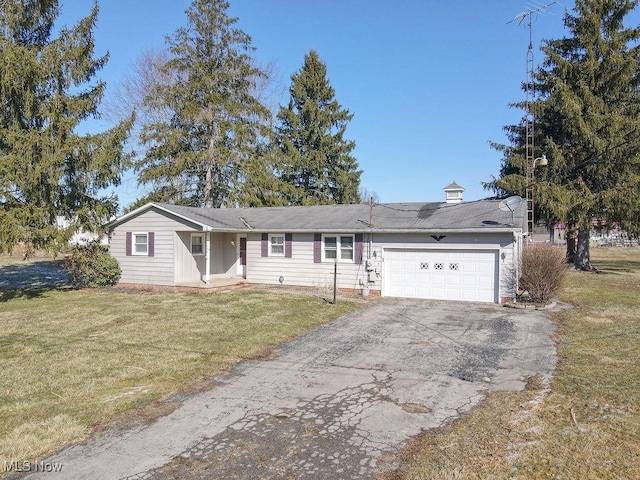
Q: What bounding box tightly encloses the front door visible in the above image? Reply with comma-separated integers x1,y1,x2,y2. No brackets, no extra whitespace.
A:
238,236,247,278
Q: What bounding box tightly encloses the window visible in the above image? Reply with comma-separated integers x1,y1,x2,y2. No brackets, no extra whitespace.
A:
133,233,148,255
191,234,204,255
340,236,354,260
323,235,354,262
126,231,154,257
269,234,285,256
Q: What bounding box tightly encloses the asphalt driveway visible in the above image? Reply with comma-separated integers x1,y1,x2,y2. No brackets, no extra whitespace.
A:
0,259,68,290
23,298,556,480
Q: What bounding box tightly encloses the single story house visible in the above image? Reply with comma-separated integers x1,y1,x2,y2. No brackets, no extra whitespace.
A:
106,184,525,303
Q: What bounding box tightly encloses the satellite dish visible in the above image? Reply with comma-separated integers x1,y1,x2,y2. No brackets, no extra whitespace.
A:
498,195,523,226
499,195,523,212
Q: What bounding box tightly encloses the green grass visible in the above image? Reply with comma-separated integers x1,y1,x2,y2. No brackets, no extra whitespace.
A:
381,247,640,480
0,286,360,471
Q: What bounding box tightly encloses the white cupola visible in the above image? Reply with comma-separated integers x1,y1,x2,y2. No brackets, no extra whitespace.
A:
444,181,464,204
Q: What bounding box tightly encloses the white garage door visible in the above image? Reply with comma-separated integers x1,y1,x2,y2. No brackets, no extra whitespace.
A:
383,249,498,303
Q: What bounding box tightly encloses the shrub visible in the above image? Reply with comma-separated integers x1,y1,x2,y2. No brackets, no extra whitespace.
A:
520,243,567,303
65,242,121,288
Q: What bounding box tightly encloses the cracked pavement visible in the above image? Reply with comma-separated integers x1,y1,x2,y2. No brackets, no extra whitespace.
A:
21,298,556,480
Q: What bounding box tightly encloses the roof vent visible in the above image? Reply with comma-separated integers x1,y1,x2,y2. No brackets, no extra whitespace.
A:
444,181,464,204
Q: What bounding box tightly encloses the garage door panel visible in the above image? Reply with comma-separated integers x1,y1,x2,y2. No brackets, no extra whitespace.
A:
461,263,477,273
389,273,403,283
461,276,477,287
446,276,461,286
383,249,497,303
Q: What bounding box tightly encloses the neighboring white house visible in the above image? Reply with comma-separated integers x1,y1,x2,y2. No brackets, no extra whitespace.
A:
55,216,109,245
105,185,526,303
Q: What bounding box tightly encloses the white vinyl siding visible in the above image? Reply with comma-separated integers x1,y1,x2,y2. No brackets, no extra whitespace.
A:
174,231,237,284
110,205,520,302
246,233,365,290
245,232,517,302
110,207,201,286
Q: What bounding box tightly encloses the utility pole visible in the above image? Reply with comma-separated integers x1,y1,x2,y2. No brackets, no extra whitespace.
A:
369,196,374,228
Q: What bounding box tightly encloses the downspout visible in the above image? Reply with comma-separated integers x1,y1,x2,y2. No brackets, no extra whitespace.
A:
205,229,211,284
513,230,519,302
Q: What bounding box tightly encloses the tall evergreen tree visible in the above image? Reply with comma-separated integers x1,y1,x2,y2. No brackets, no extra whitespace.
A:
486,0,640,269
137,0,271,208
0,0,133,254
276,50,361,205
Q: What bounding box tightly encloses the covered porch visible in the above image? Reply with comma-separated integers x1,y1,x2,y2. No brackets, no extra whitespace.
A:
174,231,247,285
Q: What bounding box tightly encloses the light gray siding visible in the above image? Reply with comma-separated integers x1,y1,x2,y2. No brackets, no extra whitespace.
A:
245,233,366,290
174,232,204,283
109,204,521,302
174,232,239,283
210,233,237,277
110,207,201,286
244,231,519,301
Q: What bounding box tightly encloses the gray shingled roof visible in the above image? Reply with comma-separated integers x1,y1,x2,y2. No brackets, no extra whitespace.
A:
443,181,464,191
141,200,525,233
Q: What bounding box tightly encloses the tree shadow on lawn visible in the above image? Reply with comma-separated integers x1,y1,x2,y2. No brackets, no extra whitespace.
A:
0,259,73,302
593,257,640,273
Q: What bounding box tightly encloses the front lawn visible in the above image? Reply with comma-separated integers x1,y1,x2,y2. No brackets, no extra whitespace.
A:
0,286,360,471
381,247,640,479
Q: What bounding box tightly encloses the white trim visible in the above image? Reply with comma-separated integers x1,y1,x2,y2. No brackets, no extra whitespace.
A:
204,231,211,283
236,234,247,277
268,233,285,257
132,232,148,256
190,233,205,256
322,234,354,263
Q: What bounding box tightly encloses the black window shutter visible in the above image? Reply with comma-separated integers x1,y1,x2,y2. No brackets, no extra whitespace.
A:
148,232,155,257
261,233,268,257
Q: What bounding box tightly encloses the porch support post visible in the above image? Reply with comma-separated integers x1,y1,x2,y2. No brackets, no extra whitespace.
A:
204,230,211,284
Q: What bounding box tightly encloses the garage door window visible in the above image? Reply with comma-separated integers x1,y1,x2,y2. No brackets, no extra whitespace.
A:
323,235,354,262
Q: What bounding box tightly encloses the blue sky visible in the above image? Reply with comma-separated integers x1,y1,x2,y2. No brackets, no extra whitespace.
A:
58,1,585,209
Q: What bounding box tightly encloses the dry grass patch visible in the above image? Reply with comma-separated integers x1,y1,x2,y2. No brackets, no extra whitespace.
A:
0,287,361,472
381,247,640,479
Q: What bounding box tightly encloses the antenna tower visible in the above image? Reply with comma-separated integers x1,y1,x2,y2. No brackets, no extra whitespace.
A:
510,2,556,235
